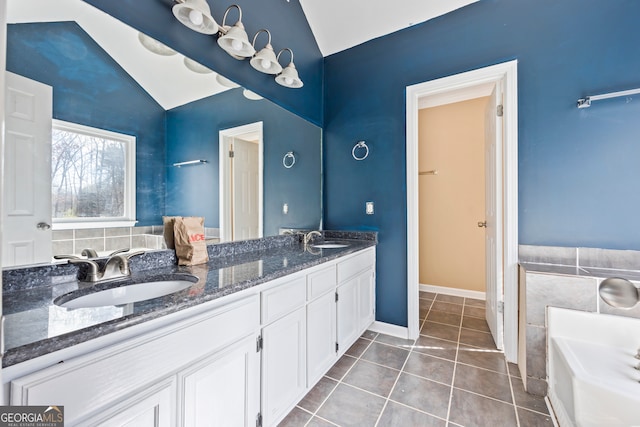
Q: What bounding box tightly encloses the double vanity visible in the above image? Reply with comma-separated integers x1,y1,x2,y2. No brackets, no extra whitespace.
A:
2,232,377,426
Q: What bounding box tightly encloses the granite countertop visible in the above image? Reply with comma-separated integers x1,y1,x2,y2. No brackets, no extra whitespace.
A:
2,235,376,367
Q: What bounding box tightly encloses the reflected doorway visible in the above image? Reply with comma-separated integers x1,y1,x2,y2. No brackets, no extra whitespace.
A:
219,122,263,242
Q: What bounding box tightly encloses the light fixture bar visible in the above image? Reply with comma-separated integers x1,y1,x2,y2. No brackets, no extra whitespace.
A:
577,87,640,108
173,159,208,167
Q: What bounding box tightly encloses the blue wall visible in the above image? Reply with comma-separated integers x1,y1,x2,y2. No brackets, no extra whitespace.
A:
6,22,166,226
165,88,322,235
85,0,324,126
323,0,640,326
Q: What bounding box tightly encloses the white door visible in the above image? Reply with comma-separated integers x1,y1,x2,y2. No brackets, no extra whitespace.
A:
484,83,504,350
3,72,53,266
231,138,259,240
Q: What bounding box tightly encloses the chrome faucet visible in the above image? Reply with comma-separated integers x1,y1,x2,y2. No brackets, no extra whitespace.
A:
59,250,144,283
303,231,322,249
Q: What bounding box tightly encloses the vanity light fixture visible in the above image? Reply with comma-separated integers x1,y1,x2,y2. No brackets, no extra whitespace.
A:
275,48,303,88
138,33,177,56
250,29,282,75
183,57,214,74
217,5,255,59
172,0,219,34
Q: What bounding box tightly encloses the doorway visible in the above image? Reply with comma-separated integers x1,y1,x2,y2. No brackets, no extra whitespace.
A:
219,122,264,242
406,61,519,362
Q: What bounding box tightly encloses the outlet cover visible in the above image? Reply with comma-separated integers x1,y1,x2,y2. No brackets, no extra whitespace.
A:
366,201,374,215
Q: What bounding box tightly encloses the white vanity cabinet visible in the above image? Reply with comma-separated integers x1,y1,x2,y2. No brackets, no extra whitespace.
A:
7,246,376,427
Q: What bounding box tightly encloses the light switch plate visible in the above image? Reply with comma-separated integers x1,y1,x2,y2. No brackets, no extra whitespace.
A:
366,201,374,215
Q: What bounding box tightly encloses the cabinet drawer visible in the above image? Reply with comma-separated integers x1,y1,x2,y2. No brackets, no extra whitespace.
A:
307,265,337,301
337,248,375,284
261,276,306,324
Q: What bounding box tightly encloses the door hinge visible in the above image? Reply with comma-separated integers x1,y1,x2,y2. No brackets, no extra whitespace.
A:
229,150,235,158
256,412,262,427
497,104,504,117
256,335,263,352
335,291,339,302
497,301,504,314
335,342,339,353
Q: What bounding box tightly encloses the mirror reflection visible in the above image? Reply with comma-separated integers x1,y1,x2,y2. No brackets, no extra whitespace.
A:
3,0,322,268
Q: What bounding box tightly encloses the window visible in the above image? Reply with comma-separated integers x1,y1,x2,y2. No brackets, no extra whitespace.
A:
51,120,136,228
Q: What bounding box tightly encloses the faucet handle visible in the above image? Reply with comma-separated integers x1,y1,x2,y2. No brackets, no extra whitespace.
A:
81,248,99,258
108,248,130,257
122,250,145,259
67,258,101,282
54,254,81,260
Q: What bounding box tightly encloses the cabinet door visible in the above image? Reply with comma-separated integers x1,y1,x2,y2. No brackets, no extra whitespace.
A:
337,276,359,352
86,378,175,427
307,291,337,386
262,306,306,427
357,269,376,332
179,334,260,427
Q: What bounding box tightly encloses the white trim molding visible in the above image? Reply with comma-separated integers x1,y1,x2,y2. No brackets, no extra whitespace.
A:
368,321,409,340
406,60,519,362
419,284,486,301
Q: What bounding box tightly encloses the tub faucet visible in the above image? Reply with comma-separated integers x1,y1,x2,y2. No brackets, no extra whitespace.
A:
304,231,322,249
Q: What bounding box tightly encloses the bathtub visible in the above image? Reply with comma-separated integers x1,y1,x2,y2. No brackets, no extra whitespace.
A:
547,307,640,427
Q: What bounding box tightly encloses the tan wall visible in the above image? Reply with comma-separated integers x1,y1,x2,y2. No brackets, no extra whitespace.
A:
418,97,489,292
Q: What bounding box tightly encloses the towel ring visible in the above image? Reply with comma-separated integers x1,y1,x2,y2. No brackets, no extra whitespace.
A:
283,151,296,168
352,141,369,161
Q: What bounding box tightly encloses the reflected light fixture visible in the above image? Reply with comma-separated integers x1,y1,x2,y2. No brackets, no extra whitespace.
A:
242,89,263,100
138,33,177,56
217,5,255,59
183,57,213,74
172,0,218,34
216,74,240,88
275,48,303,88
250,29,282,75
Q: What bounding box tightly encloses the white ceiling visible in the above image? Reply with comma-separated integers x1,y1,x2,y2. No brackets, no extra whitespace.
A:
299,0,479,57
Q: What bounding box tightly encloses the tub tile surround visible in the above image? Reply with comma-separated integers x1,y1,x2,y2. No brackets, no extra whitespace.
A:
518,244,640,397
2,231,377,367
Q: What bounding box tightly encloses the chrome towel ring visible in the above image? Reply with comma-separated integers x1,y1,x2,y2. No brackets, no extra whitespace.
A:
352,141,369,161
283,151,296,168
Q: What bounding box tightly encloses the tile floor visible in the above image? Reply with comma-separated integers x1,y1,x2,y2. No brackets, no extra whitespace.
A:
278,292,555,427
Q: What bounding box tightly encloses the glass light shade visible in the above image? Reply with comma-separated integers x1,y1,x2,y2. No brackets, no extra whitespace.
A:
172,0,218,35
218,24,255,58
138,33,177,56
275,63,303,88
250,45,282,75
183,57,213,74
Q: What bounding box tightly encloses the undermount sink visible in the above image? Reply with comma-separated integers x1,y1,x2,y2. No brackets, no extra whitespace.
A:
55,276,197,309
310,241,350,249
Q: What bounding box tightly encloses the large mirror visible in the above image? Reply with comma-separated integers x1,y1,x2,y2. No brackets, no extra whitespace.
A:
2,0,322,268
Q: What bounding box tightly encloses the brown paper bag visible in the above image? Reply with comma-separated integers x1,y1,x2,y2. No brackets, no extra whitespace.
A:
162,216,180,249
173,217,209,266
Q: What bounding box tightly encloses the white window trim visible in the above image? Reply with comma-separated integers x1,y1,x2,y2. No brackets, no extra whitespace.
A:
51,120,136,230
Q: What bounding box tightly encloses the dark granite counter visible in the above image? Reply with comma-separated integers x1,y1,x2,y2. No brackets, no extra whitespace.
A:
2,232,376,367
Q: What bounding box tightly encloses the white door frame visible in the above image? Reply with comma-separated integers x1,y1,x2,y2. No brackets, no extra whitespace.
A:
406,60,519,362
219,122,264,242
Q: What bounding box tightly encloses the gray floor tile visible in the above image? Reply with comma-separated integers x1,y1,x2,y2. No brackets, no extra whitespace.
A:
511,377,549,414
277,407,312,427
414,335,458,360
420,291,437,299
449,389,517,427
456,345,507,374
375,333,416,349
325,354,357,381
361,342,410,370
508,362,521,378
306,416,337,427
464,305,486,318
316,384,385,427
377,401,446,427
420,307,430,319
427,310,462,326
453,364,512,403
516,407,554,426
345,337,372,357
403,352,455,385
298,376,338,412
435,294,465,305
421,321,460,342
361,330,378,340
464,298,485,308
420,299,434,310
461,316,491,332
431,301,464,315
390,373,451,419
342,360,400,397
459,328,496,349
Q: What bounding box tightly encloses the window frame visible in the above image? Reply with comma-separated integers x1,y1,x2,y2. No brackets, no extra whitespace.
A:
51,119,136,230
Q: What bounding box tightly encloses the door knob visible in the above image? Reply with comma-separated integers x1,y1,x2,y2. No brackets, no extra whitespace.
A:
477,221,487,228
37,222,51,230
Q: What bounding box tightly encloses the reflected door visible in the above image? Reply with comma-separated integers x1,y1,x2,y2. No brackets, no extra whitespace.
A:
231,138,259,240
3,72,52,266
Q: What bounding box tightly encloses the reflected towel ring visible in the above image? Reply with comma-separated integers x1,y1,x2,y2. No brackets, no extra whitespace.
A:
283,151,296,168
352,141,369,161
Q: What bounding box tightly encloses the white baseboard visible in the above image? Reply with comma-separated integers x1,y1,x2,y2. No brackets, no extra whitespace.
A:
368,321,409,339
419,283,486,301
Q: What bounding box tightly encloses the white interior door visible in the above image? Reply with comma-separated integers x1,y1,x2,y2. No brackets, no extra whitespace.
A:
484,83,504,350
3,72,52,266
231,138,259,240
